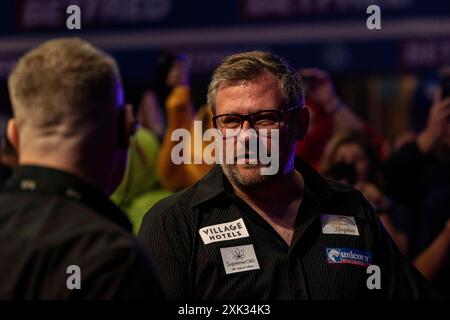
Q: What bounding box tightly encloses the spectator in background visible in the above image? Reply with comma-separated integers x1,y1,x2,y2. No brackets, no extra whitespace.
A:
110,54,180,232
110,110,173,233
137,51,186,140
110,122,173,234
384,74,450,297
111,53,211,226
111,51,212,230
155,54,213,191
297,69,381,169
320,130,408,254
0,38,163,299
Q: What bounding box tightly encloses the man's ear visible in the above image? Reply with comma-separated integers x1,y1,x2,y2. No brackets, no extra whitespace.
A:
6,118,19,154
296,107,310,140
119,104,136,148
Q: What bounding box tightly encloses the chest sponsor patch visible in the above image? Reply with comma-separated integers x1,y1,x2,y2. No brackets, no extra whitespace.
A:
326,248,372,267
320,214,360,236
199,218,249,245
220,244,260,274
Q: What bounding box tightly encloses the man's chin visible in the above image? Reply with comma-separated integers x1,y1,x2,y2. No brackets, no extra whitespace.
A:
234,163,264,176
222,163,273,188
235,162,261,169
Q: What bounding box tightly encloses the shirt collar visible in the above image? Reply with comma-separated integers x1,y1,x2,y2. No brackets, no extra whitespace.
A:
4,165,132,232
190,165,227,208
190,158,333,209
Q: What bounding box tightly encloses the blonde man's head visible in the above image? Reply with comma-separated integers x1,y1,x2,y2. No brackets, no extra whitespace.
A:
8,38,121,133
6,38,130,192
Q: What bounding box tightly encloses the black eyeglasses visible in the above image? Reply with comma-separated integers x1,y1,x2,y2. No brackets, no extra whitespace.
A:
212,106,302,136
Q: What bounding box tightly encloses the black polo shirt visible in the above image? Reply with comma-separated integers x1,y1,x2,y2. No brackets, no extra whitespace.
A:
139,159,438,300
0,165,163,299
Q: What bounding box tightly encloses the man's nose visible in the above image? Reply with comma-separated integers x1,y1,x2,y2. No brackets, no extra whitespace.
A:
241,119,252,131
237,120,257,148
239,120,255,140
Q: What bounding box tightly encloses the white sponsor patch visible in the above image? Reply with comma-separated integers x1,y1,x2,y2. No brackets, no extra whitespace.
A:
320,214,360,236
199,218,249,245
220,244,260,274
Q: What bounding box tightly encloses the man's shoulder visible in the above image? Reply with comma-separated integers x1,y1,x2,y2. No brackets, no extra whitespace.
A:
0,231,158,299
0,191,160,299
138,181,210,239
324,178,355,193
297,158,369,214
0,190,136,249
144,183,200,217
320,178,375,218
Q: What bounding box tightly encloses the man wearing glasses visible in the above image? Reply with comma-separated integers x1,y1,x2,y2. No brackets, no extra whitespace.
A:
139,51,437,299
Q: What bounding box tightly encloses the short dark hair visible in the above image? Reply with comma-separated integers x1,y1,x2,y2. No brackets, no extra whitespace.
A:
207,51,304,114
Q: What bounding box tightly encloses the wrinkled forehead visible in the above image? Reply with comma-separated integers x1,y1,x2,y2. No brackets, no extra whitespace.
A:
217,71,282,93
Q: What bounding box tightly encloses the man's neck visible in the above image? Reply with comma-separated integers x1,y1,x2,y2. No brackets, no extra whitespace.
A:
231,170,305,245
234,170,303,206
19,153,107,194
16,130,114,194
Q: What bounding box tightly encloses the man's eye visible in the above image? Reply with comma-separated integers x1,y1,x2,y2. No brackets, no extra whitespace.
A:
253,114,278,124
255,118,276,125
222,117,241,124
